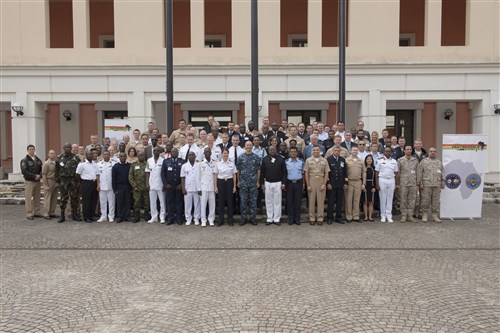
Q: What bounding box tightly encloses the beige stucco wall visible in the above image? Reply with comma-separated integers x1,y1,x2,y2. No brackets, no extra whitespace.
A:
1,0,499,65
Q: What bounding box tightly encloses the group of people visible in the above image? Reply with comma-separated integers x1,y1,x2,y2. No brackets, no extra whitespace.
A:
20,116,445,226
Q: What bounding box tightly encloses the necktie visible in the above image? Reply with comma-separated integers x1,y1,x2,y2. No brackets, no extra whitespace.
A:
234,148,238,164
186,145,191,158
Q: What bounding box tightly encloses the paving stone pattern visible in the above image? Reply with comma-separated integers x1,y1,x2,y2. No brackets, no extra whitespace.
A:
1,205,499,332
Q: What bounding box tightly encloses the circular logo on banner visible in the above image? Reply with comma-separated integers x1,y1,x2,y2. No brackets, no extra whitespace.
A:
465,174,481,190
445,173,461,189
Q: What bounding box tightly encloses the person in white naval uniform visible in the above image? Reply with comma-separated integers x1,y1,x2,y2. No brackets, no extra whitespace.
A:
96,150,116,222
146,147,166,223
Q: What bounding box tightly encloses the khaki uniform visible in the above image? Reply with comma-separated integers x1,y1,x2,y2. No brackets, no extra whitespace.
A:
417,158,444,216
304,156,330,223
42,159,58,218
345,156,366,220
397,156,419,219
169,129,188,148
284,136,305,153
325,146,350,159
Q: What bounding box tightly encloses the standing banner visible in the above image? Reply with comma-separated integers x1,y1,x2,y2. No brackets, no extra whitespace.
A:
441,134,488,219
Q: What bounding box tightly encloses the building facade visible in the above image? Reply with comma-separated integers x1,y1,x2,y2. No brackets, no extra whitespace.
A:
1,0,499,178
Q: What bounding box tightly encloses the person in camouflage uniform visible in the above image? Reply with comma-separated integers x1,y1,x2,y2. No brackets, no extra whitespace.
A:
417,147,445,222
55,143,82,222
397,145,419,222
236,140,262,226
128,151,150,222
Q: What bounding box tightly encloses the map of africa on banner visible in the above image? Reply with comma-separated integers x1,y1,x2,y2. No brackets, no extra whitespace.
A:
441,135,488,219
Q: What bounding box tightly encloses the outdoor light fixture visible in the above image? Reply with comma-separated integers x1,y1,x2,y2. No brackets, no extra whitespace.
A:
444,109,454,120
11,102,24,116
62,109,72,121
494,102,500,115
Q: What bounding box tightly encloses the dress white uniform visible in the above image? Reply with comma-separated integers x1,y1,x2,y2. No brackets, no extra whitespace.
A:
146,156,166,222
181,161,201,225
376,156,398,221
199,159,216,226
97,160,115,221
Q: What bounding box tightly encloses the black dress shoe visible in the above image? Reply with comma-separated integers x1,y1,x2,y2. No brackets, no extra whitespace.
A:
90,217,98,222
276,222,281,226
295,221,301,225
288,220,294,225
167,220,175,225
266,222,272,226
50,214,60,218
337,220,346,224
116,218,123,223
354,219,362,223
228,221,234,226
176,220,183,225
239,220,247,226
250,220,257,226
216,221,224,227
326,219,333,225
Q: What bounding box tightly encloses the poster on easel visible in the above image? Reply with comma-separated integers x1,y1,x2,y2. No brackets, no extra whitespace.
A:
104,119,132,143
441,134,488,219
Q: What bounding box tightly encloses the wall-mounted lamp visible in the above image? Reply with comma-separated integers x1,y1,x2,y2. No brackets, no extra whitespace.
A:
11,102,24,116
494,102,500,115
62,109,72,121
444,109,454,120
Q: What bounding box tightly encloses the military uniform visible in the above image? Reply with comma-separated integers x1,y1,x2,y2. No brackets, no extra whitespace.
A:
128,160,150,222
397,156,419,222
304,156,330,224
376,156,398,222
41,159,58,218
169,129,188,148
345,156,365,221
417,157,444,222
325,146,349,159
161,157,185,224
55,152,81,221
326,155,348,223
237,152,262,223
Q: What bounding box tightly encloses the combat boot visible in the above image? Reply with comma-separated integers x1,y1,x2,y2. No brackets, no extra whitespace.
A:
422,213,428,222
407,215,415,222
72,210,82,221
432,214,441,223
401,215,407,223
58,211,65,223
133,210,140,223
144,212,151,222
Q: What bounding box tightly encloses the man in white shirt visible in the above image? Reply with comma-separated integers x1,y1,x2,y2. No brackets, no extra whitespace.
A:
199,148,216,226
146,147,166,223
96,150,116,222
179,133,202,161
76,149,98,222
228,135,245,164
335,121,346,141
181,151,201,225
357,140,368,161
316,122,328,141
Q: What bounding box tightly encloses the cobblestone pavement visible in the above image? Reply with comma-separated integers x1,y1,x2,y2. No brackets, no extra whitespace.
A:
1,205,499,332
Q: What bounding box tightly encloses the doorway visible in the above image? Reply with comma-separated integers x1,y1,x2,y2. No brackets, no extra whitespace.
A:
386,110,414,145
287,110,321,126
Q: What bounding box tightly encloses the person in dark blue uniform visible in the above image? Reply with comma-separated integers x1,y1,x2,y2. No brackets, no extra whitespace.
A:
161,147,185,225
112,152,131,222
326,146,348,224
